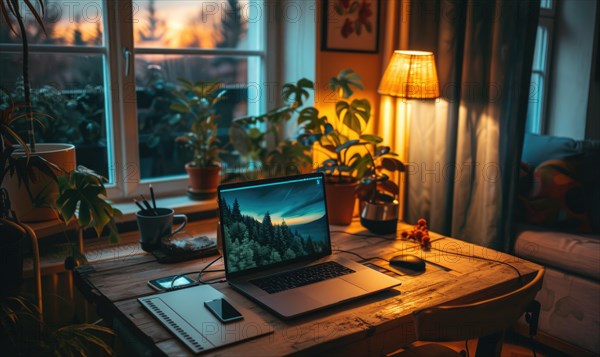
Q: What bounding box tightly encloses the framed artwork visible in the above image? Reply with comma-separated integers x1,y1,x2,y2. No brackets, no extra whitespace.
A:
321,0,380,53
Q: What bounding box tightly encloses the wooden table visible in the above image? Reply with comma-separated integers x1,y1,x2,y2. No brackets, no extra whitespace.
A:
74,219,542,356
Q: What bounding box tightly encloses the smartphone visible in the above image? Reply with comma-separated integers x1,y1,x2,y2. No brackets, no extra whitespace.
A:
204,298,244,323
147,275,195,291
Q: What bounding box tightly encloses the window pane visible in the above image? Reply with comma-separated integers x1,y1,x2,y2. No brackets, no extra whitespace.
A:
0,0,104,46
532,26,548,71
541,0,552,10
133,0,256,50
0,52,110,178
526,72,544,134
135,54,250,179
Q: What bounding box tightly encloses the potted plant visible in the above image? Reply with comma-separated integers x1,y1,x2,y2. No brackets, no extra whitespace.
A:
2,0,77,222
170,79,225,200
54,166,123,269
355,145,405,234
0,93,58,292
228,78,314,179
300,69,378,225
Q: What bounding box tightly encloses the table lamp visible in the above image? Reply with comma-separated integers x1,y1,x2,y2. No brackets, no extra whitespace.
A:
378,50,439,220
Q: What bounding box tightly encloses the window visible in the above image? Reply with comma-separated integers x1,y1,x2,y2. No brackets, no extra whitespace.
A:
525,0,555,133
0,0,269,199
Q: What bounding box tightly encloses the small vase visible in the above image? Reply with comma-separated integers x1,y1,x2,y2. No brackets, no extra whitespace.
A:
185,163,221,200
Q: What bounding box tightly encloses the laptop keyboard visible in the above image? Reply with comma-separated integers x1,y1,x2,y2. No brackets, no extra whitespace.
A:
250,261,355,294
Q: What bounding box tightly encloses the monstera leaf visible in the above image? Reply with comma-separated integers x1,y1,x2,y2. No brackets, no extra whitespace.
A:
282,78,313,108
335,99,371,135
328,69,364,99
55,167,122,243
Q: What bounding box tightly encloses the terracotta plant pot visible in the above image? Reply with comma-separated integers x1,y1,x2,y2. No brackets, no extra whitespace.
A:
4,143,77,222
324,176,358,225
185,163,221,200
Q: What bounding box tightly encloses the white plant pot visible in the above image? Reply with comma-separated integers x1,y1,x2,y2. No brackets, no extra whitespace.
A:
3,143,77,222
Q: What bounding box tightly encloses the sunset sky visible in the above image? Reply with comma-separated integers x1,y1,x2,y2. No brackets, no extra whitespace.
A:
19,0,250,48
220,177,327,226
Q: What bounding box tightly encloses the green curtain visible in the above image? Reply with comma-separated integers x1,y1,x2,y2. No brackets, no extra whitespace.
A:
405,0,540,251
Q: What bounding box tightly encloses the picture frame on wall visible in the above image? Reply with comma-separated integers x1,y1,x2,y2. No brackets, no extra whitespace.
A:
321,0,380,53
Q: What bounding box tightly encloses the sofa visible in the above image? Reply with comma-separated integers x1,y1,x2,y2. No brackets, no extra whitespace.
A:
513,133,600,355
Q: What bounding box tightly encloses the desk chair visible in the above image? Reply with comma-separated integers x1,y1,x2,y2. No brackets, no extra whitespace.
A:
391,268,544,357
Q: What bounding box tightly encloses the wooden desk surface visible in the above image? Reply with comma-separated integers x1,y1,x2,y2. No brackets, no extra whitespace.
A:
74,219,542,356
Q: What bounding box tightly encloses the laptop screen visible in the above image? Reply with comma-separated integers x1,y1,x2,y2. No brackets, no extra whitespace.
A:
218,173,331,277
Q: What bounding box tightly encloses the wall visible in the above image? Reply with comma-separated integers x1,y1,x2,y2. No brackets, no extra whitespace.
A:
547,0,597,139
315,0,384,127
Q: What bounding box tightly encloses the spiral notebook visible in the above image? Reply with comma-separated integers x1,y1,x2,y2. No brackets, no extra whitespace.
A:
139,285,273,354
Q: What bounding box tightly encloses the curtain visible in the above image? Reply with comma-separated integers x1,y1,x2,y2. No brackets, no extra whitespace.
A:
380,0,540,251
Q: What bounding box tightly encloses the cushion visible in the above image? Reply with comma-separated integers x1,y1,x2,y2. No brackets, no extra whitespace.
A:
518,158,592,233
522,133,583,167
514,227,600,281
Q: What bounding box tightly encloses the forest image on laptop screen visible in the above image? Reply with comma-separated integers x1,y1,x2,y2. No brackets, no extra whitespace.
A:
220,176,329,274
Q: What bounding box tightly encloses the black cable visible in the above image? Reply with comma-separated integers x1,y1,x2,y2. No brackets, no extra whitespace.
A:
332,249,393,266
168,256,223,289
333,231,523,283
428,247,524,286
332,249,369,261
196,255,224,284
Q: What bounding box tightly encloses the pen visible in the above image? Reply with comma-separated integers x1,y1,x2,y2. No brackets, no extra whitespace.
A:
140,194,155,214
133,199,145,212
149,184,157,210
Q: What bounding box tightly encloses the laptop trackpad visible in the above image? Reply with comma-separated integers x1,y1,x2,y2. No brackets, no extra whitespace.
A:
310,278,367,304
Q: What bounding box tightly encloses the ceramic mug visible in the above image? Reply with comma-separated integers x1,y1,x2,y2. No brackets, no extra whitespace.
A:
136,208,187,252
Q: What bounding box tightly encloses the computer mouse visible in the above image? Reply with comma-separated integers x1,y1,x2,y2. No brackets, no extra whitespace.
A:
389,254,426,271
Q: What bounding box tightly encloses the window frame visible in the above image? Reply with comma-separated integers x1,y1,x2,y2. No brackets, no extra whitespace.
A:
106,0,272,200
1,0,284,202
526,0,556,134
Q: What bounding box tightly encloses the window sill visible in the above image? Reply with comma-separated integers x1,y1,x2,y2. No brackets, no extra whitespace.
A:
112,195,218,222
24,195,218,240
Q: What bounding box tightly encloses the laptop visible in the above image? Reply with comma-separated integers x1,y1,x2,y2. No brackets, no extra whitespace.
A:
217,172,401,319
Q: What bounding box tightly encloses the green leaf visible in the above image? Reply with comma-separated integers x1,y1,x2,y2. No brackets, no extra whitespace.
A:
329,69,364,98
350,2,359,13
298,107,319,124
360,134,383,144
343,110,362,133
381,157,405,172
335,139,360,153
78,201,91,227
59,195,78,223
169,102,189,113
380,180,400,196
335,101,349,119
322,144,337,153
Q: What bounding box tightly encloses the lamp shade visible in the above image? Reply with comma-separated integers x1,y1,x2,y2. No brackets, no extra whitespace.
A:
378,50,439,99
